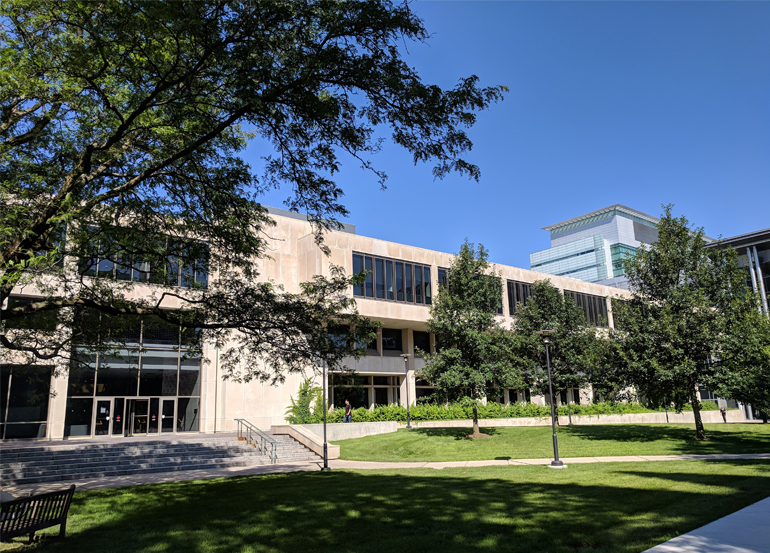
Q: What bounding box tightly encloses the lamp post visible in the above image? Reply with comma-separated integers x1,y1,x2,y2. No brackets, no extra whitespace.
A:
321,359,331,471
535,330,565,469
400,353,412,429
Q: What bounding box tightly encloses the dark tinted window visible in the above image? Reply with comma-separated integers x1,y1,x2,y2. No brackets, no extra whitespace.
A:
413,331,430,355
381,328,403,351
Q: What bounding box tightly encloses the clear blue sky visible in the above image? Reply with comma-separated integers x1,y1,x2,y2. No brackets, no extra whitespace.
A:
249,1,770,269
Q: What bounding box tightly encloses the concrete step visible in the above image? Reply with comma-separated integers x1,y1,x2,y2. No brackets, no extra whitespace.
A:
0,436,320,485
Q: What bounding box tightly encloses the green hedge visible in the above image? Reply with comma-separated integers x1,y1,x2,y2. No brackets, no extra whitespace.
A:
304,400,713,424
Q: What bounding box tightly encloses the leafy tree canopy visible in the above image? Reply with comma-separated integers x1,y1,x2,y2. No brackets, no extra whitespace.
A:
0,1,504,380
708,294,770,418
421,239,522,435
511,280,602,412
609,205,758,439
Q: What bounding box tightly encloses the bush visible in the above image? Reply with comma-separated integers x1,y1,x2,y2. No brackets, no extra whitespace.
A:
302,400,673,423
284,379,322,424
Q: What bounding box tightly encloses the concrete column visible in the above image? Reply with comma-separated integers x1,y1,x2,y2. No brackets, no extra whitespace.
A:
200,342,217,433
746,248,762,315
48,367,69,440
606,296,615,329
753,246,769,315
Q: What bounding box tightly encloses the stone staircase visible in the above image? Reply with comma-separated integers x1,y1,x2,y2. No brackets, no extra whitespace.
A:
0,434,319,486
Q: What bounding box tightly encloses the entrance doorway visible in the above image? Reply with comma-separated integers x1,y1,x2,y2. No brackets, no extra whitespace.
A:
127,399,148,436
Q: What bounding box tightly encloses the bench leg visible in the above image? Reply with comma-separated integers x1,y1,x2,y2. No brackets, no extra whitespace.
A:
27,531,36,544
59,521,67,539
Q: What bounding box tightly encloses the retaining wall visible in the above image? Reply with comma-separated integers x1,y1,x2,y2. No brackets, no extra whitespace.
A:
299,421,399,442
398,409,745,429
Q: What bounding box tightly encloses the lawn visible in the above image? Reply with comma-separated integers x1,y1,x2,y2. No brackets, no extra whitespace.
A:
336,423,770,462
2,460,770,553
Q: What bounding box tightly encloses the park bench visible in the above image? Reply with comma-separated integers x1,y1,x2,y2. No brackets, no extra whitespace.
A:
0,485,76,543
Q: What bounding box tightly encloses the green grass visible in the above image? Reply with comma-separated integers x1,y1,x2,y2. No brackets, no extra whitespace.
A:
336,423,770,462
3,460,770,553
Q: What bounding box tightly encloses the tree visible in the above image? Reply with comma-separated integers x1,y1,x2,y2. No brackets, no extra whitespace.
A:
709,307,770,422
0,1,504,379
421,240,523,437
511,280,601,424
609,205,758,440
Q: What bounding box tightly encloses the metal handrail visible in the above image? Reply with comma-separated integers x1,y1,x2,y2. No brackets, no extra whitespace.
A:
234,419,278,464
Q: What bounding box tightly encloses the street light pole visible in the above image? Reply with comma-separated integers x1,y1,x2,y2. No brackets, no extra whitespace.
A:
321,359,330,471
536,330,565,469
401,353,412,429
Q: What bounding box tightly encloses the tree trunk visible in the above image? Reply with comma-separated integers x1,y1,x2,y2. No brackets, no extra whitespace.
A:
690,385,707,441
472,404,480,435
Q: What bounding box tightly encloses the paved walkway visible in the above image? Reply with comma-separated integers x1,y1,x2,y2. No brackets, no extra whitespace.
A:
4,452,769,496
643,496,770,553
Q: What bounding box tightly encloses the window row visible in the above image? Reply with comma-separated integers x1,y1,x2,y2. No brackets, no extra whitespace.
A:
68,352,201,398
371,328,431,356
352,254,432,305
74,311,201,350
507,280,533,316
330,375,402,409
78,229,208,289
564,290,609,327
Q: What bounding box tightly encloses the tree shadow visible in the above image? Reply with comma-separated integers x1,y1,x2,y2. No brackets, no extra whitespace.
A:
22,460,770,553
407,427,505,441
560,424,770,454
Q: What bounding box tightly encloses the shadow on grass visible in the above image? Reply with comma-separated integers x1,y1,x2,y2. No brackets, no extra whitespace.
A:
403,427,506,440
22,460,770,553
559,424,770,454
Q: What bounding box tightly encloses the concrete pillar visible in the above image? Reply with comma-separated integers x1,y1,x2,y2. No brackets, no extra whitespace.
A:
48,367,69,440
200,342,217,433
753,246,769,315
746,248,762,315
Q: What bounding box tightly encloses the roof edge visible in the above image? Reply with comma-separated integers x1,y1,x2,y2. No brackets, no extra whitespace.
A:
543,204,659,232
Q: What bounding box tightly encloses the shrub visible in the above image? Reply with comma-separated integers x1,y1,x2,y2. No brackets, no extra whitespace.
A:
284,379,322,424
298,400,673,424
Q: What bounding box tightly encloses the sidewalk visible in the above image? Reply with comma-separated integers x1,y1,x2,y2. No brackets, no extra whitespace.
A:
4,452,769,496
643,496,770,553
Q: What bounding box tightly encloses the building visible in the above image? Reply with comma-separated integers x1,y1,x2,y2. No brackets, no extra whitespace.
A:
529,204,663,289
705,228,770,317
2,208,631,441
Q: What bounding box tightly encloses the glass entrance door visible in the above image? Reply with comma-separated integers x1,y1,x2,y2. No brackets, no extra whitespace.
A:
129,399,149,435
161,400,175,433
94,400,112,436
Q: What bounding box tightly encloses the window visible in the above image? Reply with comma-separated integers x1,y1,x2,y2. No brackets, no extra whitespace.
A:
396,262,404,301
413,331,430,356
79,229,209,289
352,253,432,306
65,312,202,435
0,366,51,439
375,258,385,299
381,328,403,352
507,280,533,316
610,244,637,277
508,389,531,403
331,374,401,409
564,290,608,327
3,297,59,331
438,268,448,288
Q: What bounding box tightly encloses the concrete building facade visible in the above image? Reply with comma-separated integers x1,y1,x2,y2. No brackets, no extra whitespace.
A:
2,209,632,441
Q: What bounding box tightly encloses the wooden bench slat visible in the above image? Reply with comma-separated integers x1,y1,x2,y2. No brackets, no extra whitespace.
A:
0,485,75,543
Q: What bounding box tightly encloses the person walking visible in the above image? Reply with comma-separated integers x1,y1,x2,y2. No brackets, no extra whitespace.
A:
343,400,353,423
720,406,727,423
